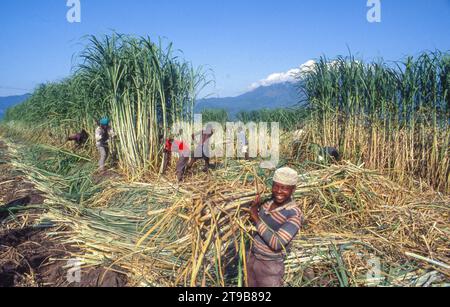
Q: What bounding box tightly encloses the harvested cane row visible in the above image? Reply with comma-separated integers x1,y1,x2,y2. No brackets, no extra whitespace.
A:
3,140,450,287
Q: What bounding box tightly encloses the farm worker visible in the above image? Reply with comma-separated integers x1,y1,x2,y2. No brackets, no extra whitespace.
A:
188,124,214,172
162,135,174,175
95,117,116,171
247,167,302,287
165,129,190,182
321,147,340,162
174,139,190,182
67,129,89,148
309,144,341,163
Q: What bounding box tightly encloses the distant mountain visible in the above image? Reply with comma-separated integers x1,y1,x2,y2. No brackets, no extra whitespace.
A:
195,82,305,118
0,94,31,119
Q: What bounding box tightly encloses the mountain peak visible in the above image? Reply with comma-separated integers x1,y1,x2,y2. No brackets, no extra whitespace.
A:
195,81,304,118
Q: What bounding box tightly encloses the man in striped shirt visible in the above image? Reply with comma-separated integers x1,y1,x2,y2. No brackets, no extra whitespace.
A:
247,167,302,287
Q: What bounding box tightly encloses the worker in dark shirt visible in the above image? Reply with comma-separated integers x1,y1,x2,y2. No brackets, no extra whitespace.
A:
67,129,89,148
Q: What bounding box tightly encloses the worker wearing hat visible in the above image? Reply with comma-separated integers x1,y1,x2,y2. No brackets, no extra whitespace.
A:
247,167,303,287
95,117,116,171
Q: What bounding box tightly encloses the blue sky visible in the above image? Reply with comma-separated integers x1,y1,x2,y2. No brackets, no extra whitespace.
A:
1,0,450,97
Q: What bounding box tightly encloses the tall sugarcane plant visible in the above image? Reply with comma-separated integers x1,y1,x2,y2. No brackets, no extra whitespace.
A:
4,34,209,178
301,51,450,192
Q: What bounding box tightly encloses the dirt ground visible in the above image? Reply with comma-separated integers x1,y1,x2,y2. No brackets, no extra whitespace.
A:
0,140,128,287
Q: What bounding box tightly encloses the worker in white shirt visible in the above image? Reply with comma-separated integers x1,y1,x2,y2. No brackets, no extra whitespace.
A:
95,117,116,171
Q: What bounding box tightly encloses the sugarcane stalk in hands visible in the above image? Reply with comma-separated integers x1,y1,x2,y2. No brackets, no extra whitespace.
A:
249,194,261,224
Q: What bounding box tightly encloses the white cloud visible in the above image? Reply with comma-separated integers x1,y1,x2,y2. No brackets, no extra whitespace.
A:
249,60,315,91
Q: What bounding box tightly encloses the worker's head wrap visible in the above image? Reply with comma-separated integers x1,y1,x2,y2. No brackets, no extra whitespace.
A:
273,167,298,186
100,117,110,126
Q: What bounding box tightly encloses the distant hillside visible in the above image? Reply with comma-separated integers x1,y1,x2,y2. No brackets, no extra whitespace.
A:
0,94,31,119
195,82,305,118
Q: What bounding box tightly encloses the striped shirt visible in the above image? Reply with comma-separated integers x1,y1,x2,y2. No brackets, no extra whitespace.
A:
252,199,302,261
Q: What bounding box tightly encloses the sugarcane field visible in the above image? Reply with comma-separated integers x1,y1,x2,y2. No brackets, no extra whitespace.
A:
0,1,449,291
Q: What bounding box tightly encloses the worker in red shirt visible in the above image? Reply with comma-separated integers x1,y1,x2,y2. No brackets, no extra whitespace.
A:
163,129,190,182
162,136,174,175
174,138,190,182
